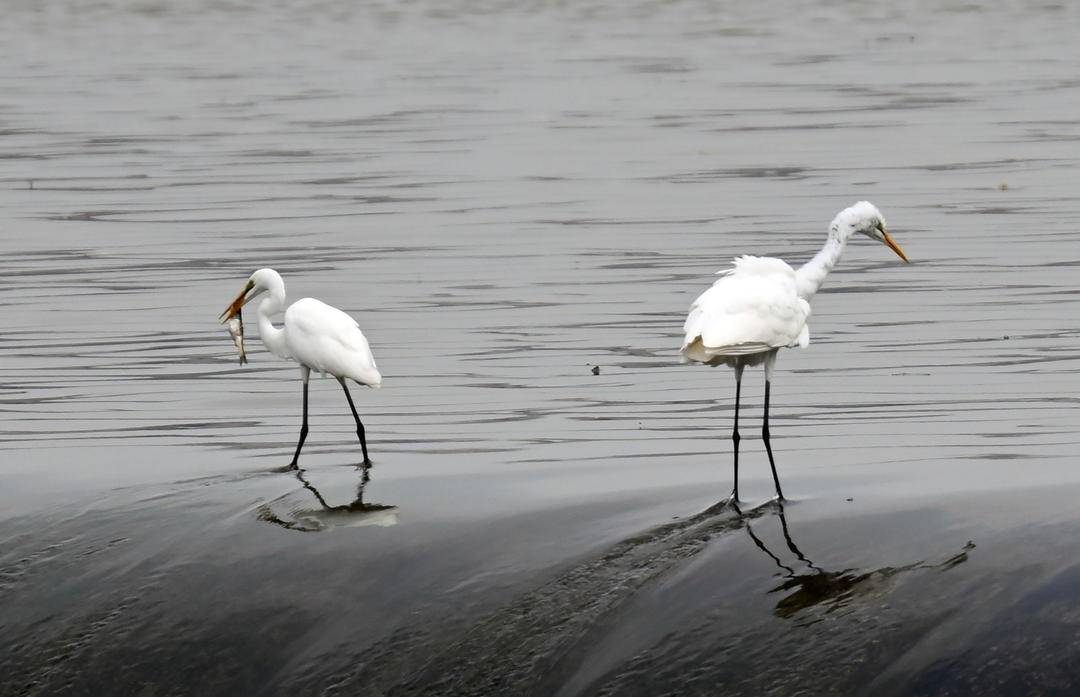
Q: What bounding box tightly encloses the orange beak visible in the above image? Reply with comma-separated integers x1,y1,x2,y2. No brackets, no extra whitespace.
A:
880,226,909,263
219,280,254,323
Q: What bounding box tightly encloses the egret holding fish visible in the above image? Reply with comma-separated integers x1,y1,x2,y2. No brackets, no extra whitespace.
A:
680,201,909,501
220,268,381,468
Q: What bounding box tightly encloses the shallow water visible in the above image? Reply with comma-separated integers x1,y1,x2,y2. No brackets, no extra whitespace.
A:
2,1,1080,695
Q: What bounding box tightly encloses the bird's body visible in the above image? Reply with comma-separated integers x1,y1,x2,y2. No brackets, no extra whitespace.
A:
221,268,380,467
681,255,810,368
681,201,909,501
280,298,381,387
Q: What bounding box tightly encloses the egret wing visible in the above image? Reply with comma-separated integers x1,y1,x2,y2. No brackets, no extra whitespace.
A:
681,256,810,362
284,298,382,386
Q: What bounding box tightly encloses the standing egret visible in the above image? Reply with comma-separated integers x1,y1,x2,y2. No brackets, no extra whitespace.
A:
220,268,382,468
680,201,908,501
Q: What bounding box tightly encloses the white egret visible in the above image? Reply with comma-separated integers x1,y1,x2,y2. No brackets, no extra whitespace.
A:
680,201,909,501
220,268,382,467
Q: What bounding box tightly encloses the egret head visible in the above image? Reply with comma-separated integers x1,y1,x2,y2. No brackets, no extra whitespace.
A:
832,201,909,263
219,268,282,322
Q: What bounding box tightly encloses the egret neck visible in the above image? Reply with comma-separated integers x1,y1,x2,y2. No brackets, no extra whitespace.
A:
795,212,860,301
255,272,290,360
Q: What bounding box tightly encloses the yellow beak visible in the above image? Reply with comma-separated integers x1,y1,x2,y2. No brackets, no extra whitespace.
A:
881,227,909,263
219,280,254,323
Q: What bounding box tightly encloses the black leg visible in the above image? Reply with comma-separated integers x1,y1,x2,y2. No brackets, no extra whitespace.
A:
339,378,372,466
731,371,742,502
289,380,309,468
763,379,785,501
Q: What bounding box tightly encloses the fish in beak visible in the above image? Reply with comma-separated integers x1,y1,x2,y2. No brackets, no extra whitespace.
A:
219,279,255,323
878,223,909,263
226,314,247,365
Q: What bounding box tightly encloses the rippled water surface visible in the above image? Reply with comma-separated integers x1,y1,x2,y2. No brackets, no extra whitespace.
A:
3,1,1080,695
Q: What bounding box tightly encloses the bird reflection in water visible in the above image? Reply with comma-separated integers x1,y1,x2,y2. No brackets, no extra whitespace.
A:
258,463,398,532
733,501,974,624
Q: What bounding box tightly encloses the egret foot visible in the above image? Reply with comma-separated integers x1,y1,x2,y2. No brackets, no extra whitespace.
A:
703,494,743,517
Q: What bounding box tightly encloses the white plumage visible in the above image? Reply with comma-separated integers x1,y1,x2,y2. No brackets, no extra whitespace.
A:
283,297,382,387
680,201,909,502
681,255,810,366
220,267,381,467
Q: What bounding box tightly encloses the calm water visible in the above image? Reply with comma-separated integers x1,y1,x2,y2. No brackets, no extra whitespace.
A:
2,1,1080,695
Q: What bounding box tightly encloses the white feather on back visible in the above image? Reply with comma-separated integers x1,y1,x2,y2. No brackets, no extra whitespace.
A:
681,255,811,364
284,298,382,387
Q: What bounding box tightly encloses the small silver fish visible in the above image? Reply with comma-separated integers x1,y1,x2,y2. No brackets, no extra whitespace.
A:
227,312,247,365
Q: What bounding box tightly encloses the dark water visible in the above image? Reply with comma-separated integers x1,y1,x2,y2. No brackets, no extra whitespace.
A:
3,1,1080,695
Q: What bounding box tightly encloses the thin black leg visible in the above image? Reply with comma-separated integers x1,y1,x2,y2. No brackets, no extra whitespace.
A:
339,378,372,466
289,380,309,468
763,379,785,501
731,373,742,502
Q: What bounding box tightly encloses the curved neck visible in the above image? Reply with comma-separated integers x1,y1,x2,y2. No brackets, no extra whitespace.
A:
256,279,290,359
796,219,857,301
795,236,844,301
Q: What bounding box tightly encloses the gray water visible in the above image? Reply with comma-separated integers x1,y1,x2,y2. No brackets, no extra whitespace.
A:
2,1,1080,695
